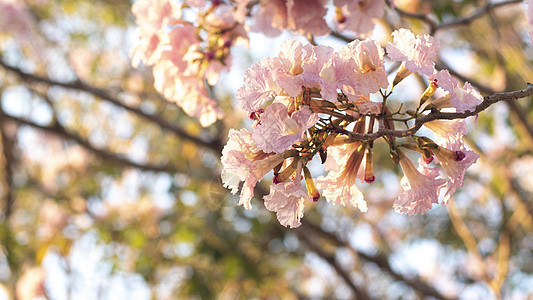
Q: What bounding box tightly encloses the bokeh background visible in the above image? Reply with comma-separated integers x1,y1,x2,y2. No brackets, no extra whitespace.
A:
0,0,532,299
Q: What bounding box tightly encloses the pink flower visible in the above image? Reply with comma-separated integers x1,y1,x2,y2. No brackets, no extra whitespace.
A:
433,147,479,204
130,0,183,67
315,143,367,211
251,0,330,37
286,0,330,36
301,44,340,101
394,157,446,215
334,0,385,37
386,28,439,76
253,103,319,153
264,161,309,228
0,0,35,40
430,71,483,113
221,129,286,209
339,39,389,97
271,40,307,97
452,82,483,113
264,181,308,228
153,59,223,127
423,119,468,150
236,58,280,112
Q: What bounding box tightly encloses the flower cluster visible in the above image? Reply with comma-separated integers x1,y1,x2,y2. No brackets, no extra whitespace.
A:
130,0,388,127
130,0,247,126
243,0,384,37
222,29,482,228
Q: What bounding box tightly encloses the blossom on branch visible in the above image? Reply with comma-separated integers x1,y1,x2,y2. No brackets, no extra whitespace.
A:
252,103,319,154
264,161,309,228
222,29,484,227
394,157,446,215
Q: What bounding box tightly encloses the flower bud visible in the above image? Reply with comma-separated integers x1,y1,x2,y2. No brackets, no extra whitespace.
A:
364,148,375,183
419,79,438,107
276,159,299,183
303,167,320,202
393,62,412,86
426,94,451,110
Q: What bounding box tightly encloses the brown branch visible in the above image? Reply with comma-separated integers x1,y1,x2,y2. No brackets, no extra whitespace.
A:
436,61,533,143
0,57,224,153
0,112,176,173
303,220,455,300
387,0,523,35
0,107,16,217
333,83,533,142
296,229,373,300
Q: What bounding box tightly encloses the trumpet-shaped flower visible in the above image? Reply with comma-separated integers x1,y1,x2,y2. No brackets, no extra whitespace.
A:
264,161,309,228
236,58,280,112
386,28,439,76
433,147,479,204
430,70,483,113
270,40,307,97
264,181,309,228
394,157,446,215
315,143,367,211
221,129,285,209
423,119,468,150
339,39,389,97
252,103,319,153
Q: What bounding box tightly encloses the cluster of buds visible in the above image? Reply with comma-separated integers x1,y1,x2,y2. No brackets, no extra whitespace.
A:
222,29,481,228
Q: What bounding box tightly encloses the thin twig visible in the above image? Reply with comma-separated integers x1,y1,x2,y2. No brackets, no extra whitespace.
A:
0,57,224,153
0,112,176,173
387,0,522,35
333,83,533,142
303,220,455,300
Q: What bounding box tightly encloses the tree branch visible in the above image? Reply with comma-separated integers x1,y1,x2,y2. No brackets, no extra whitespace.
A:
0,57,224,153
302,220,455,300
0,107,16,217
0,112,176,173
296,229,373,300
386,0,523,35
333,83,533,142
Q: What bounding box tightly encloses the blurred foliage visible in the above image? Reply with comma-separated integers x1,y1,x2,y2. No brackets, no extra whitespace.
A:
0,0,532,299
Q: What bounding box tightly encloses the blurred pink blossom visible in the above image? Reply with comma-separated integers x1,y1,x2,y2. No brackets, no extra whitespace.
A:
334,0,385,37
16,267,46,300
251,0,330,37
